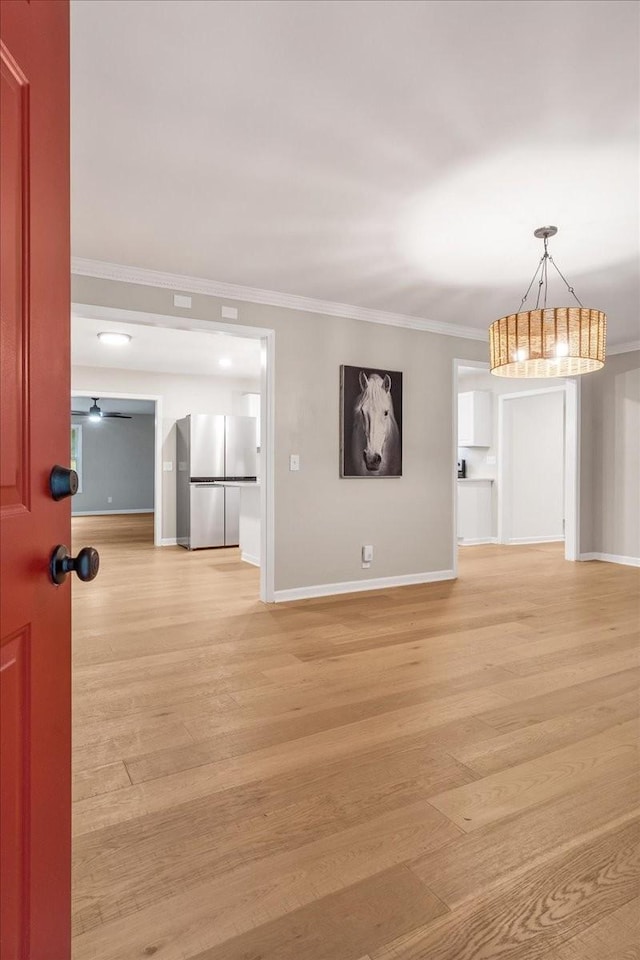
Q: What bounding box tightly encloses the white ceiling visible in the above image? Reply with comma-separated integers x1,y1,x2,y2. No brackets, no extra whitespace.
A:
71,314,262,378
71,0,639,345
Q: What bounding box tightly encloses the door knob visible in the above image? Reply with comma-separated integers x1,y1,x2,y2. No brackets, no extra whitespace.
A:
50,465,79,500
50,545,100,585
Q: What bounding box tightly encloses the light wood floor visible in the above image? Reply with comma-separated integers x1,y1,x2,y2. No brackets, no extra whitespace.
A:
71,514,640,960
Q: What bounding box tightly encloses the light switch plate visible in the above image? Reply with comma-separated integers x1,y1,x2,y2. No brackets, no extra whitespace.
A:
289,454,300,471
163,461,173,472
173,294,192,309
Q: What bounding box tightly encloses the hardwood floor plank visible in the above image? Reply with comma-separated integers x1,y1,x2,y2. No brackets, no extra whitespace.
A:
411,771,639,908
126,668,508,782
73,686,508,835
371,818,640,960
485,647,640,703
184,865,447,960
72,719,195,772
548,898,639,959
428,721,638,832
72,800,458,956
475,667,640,733
72,760,131,802
74,740,470,932
449,690,639,776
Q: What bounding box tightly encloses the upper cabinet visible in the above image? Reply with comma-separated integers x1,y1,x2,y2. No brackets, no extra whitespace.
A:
458,390,492,447
241,392,261,447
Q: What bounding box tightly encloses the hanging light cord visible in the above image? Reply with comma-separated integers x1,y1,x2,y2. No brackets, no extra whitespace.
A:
516,235,584,312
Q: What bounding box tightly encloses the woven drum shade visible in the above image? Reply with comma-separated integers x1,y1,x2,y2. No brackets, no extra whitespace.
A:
489,307,606,378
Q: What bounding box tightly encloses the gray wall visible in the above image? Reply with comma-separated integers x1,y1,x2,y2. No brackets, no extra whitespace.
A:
72,274,639,586
580,350,640,559
72,275,488,589
72,412,155,515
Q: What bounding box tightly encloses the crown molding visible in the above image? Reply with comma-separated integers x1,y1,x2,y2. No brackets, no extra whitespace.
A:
70,257,486,342
607,340,640,356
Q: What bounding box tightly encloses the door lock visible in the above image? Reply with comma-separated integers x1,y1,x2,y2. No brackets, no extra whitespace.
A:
50,465,79,500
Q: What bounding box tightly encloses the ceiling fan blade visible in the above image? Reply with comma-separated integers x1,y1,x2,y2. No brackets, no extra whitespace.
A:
71,411,89,416
101,413,132,419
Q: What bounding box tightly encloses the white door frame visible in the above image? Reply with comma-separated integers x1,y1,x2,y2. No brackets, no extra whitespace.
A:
71,389,163,546
71,302,276,603
452,359,490,577
453,359,580,568
497,384,579,560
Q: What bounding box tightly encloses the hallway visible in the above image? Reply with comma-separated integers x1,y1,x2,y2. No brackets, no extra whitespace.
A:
71,515,640,960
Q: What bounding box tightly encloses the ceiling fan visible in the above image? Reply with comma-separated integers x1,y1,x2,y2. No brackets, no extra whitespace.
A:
72,398,132,422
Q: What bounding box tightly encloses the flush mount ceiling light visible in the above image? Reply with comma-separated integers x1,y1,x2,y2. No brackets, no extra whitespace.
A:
218,357,233,368
97,331,132,346
489,227,606,378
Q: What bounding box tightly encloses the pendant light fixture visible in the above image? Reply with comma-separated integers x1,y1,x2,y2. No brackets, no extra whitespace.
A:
489,226,606,378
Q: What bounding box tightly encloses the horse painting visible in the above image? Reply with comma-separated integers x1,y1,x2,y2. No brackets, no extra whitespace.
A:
340,366,402,477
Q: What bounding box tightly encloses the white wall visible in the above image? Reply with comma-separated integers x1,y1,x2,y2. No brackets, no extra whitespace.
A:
501,390,565,542
71,366,260,540
580,351,640,561
72,274,489,591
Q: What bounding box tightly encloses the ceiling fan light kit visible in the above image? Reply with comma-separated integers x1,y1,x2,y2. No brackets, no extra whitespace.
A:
71,398,132,421
489,226,606,378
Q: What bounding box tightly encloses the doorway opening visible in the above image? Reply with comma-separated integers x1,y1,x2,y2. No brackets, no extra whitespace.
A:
452,358,579,574
71,302,275,602
71,392,161,546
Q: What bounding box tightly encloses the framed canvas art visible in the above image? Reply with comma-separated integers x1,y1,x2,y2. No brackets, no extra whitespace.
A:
340,365,403,477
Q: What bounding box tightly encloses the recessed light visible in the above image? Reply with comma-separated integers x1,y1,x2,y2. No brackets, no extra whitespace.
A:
218,357,233,368
98,332,132,346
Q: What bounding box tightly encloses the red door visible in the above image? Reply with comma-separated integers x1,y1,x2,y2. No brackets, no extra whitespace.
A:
1,2,71,957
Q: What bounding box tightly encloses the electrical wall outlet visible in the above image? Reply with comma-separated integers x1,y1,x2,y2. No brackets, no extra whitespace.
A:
163,461,173,472
173,294,192,308
221,305,238,320
107,496,112,503
362,544,373,563
485,454,497,465
289,454,300,471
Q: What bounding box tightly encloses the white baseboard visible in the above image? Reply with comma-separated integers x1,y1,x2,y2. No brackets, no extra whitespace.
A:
159,538,178,546
72,508,154,516
273,569,455,603
507,536,564,545
459,537,498,546
241,552,260,567
579,552,640,568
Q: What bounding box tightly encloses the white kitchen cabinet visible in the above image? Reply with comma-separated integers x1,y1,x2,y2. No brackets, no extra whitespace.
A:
457,479,494,543
458,390,492,447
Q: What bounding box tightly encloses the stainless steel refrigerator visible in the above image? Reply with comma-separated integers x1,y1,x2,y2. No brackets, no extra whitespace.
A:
176,415,257,549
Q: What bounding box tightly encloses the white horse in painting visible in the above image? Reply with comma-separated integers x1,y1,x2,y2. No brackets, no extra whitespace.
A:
351,372,401,476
